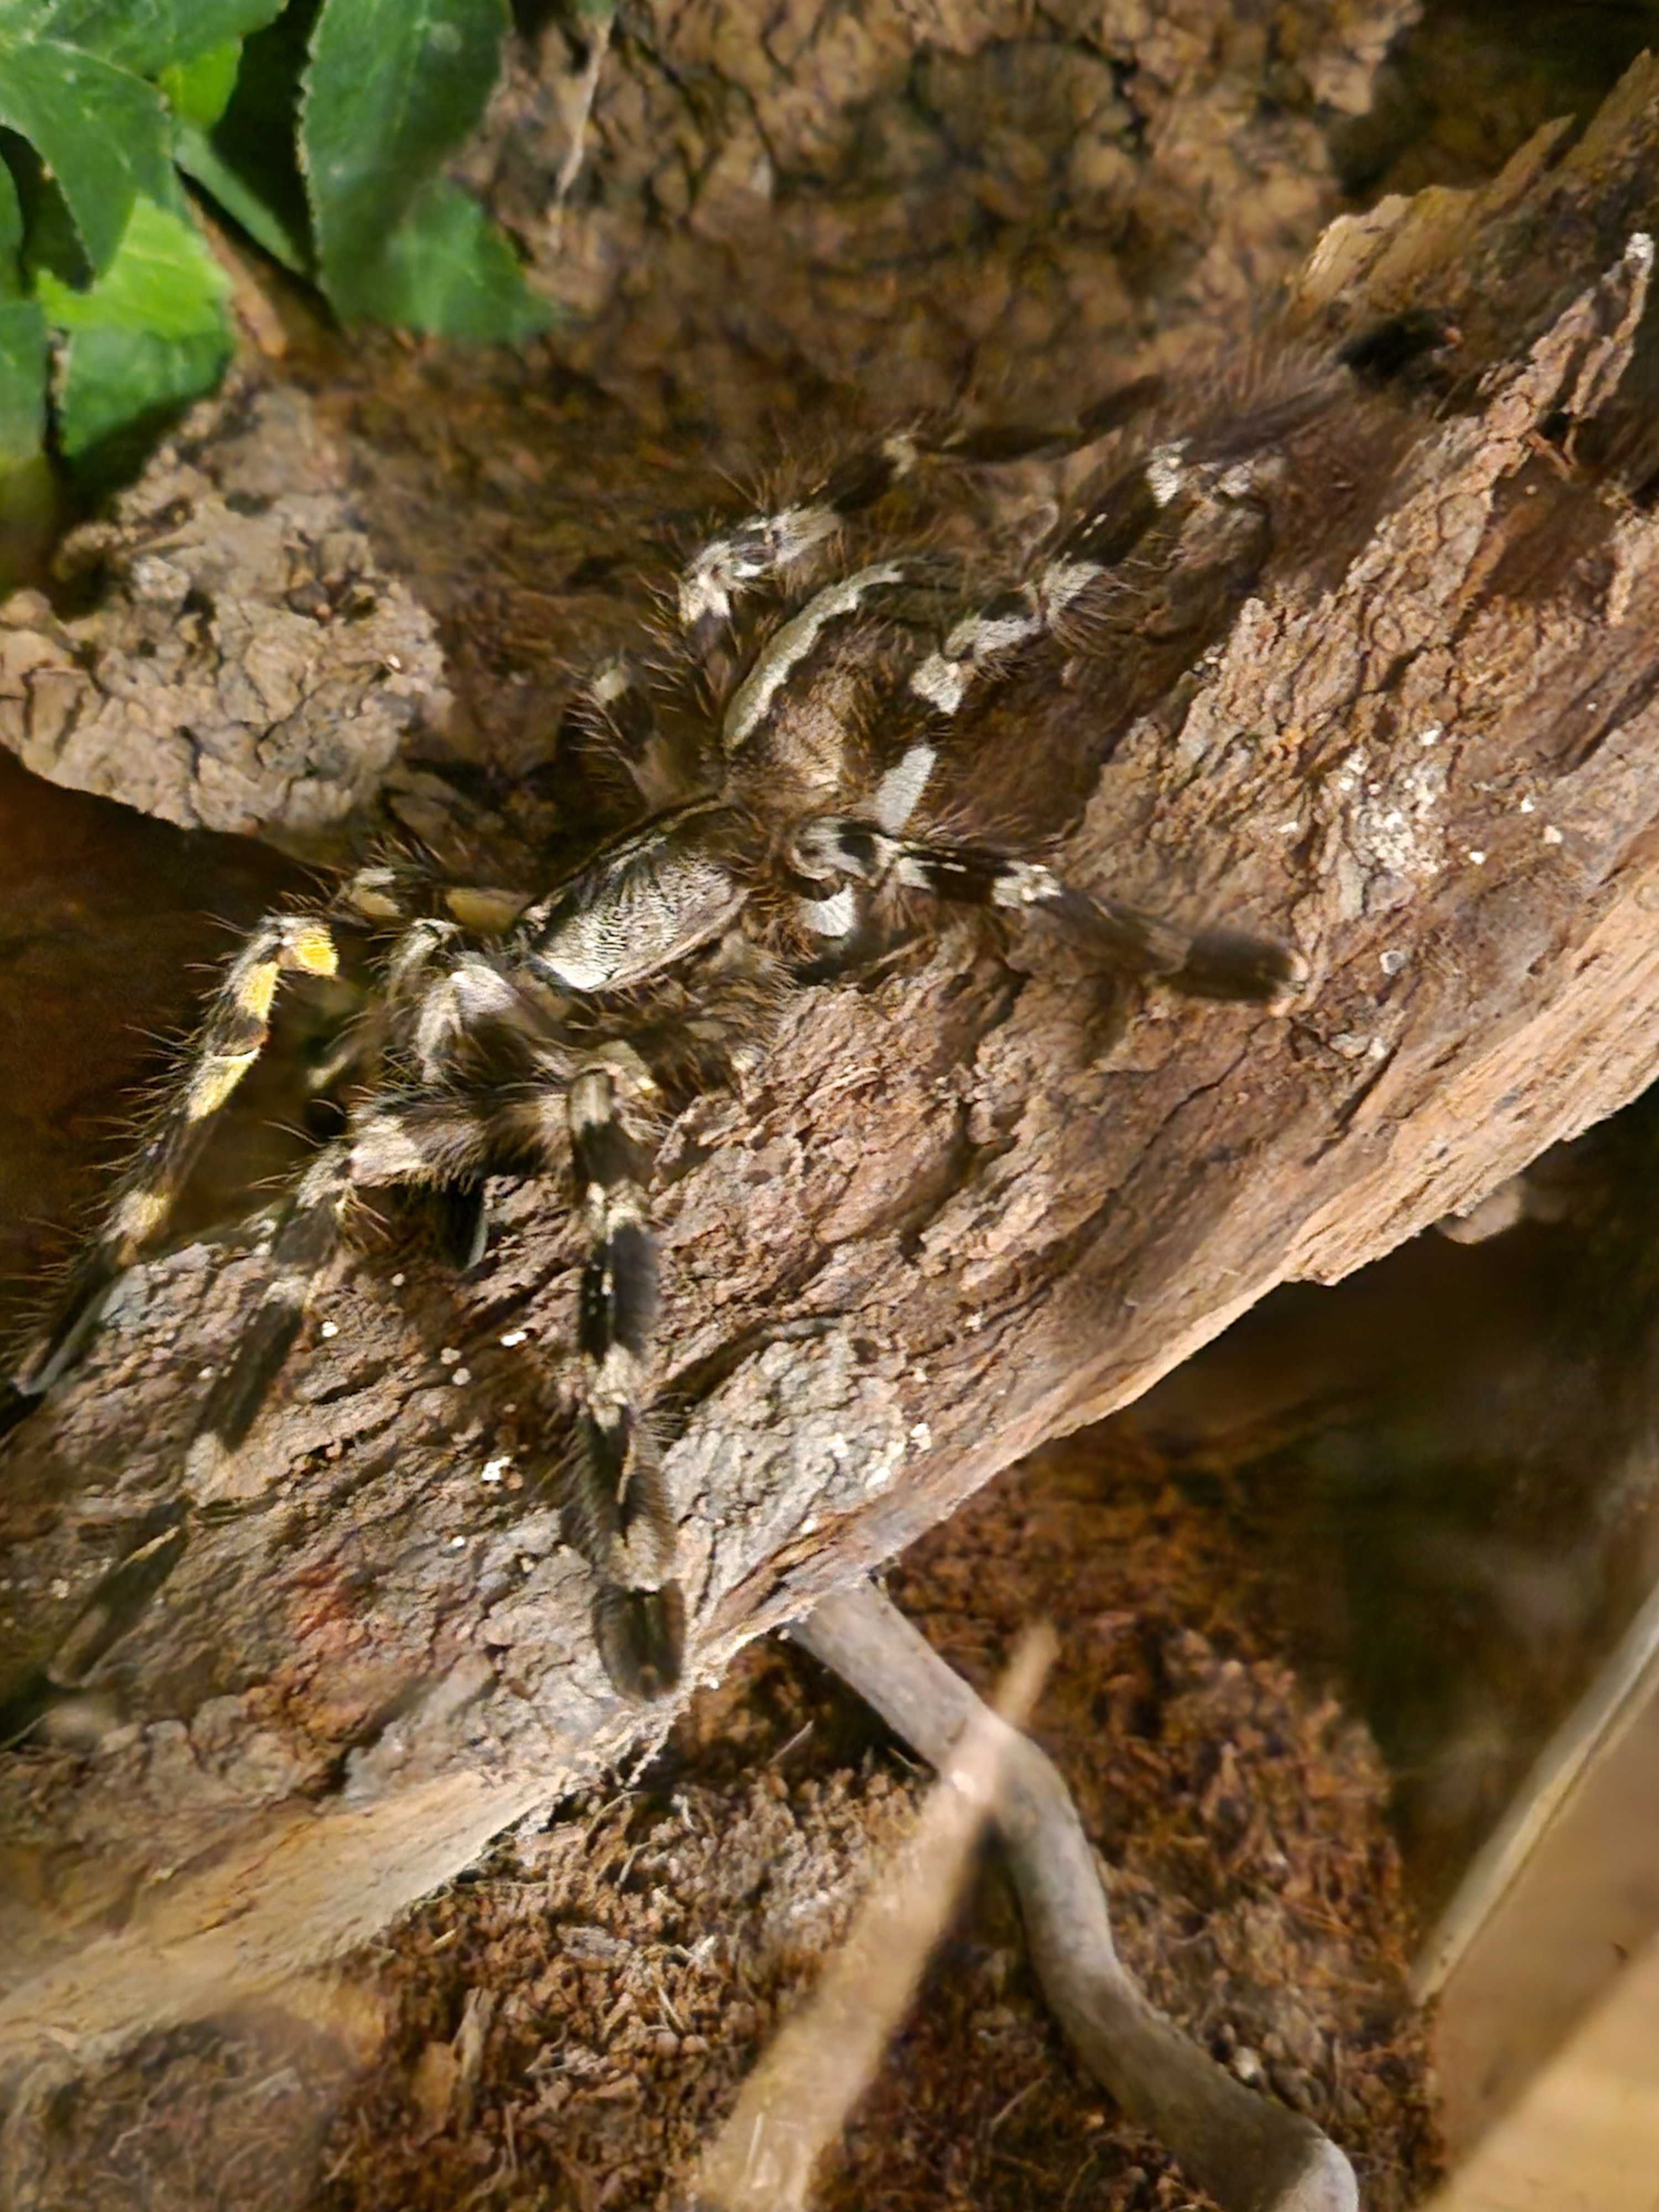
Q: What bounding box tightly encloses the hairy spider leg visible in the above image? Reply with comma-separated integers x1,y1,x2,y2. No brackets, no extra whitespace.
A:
335,859,531,939
577,652,704,811
813,431,1305,958
182,1140,357,1494
301,908,461,1102
305,908,515,1267
182,999,585,1503
676,433,922,660
793,552,1134,956
12,914,340,1400
712,558,933,952
793,821,1305,1004
565,1058,684,1699
378,940,783,1702
341,1048,690,1700
520,952,787,1698
0,1139,354,1746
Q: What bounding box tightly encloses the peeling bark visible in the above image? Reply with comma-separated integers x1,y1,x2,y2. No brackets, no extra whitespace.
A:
6,53,1659,2093
0,388,451,843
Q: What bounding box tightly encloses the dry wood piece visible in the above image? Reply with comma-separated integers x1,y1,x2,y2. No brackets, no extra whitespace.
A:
691,1620,1053,2212
795,1582,1358,2212
7,54,1659,2094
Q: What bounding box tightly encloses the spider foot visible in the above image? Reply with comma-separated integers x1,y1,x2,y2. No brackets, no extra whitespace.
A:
593,1580,687,1703
0,1502,190,1746
1168,926,1309,1006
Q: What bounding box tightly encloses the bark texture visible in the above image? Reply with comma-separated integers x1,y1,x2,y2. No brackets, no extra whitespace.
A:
0,388,451,841
7,48,1659,2090
473,0,1417,431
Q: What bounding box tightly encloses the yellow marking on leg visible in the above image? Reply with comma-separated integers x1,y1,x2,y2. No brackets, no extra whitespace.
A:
186,1051,258,1120
112,1185,170,1254
283,920,338,977
351,886,405,919
236,960,281,1022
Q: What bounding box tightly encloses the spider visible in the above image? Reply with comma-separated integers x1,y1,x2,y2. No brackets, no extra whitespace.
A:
2,380,1333,1724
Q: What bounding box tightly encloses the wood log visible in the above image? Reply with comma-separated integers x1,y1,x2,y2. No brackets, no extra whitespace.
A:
7,55,1659,2088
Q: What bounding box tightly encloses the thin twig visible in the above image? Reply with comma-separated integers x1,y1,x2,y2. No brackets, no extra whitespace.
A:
792,1581,1359,2212
690,1623,1054,2210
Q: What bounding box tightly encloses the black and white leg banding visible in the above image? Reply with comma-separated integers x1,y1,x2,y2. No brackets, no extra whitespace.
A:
792,822,1304,1003
722,561,909,758
12,914,339,1400
1,1140,357,1746
566,1059,684,1700
185,1141,355,1494
676,435,921,657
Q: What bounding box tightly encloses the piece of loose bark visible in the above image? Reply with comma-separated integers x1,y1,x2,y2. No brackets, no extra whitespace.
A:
7,58,1659,2089
0,386,451,842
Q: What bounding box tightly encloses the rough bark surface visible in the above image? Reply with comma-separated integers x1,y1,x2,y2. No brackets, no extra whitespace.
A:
0,388,451,841
7,44,1659,2093
473,0,1417,431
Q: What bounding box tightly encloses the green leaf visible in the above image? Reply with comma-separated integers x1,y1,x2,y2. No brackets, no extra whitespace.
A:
24,2,285,77
159,38,242,129
0,147,22,295
335,175,552,342
174,126,307,272
54,320,228,481
35,195,231,338
0,33,173,271
0,293,46,461
176,2,313,277
39,192,233,485
301,0,508,314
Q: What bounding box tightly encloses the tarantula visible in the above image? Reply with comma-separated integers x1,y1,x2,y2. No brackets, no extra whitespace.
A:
3,381,1333,1723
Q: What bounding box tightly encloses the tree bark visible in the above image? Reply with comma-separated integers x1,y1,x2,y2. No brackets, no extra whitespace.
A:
7,55,1659,2085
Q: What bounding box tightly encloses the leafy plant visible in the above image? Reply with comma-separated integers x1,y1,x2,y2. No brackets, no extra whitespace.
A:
0,0,551,505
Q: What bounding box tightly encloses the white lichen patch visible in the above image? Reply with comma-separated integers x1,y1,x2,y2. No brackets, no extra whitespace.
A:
1328,740,1449,910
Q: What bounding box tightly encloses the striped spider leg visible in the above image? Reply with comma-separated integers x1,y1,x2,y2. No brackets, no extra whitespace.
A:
11,914,341,1404
785,417,1313,986
675,432,925,662
791,820,1305,1004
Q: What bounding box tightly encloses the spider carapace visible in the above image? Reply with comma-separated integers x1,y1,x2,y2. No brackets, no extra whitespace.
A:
4,374,1349,1729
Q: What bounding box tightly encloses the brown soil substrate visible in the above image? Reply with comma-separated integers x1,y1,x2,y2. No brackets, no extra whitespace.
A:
9,1430,1439,2210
